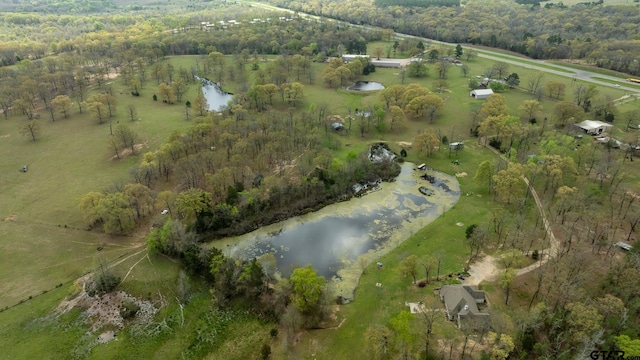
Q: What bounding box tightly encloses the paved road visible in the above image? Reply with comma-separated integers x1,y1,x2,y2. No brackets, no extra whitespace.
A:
248,1,640,94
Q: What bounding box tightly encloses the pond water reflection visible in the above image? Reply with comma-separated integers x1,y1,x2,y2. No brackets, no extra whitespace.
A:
346,81,385,91
211,162,460,297
198,76,234,112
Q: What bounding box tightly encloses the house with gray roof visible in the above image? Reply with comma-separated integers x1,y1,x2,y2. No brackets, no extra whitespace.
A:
439,285,489,329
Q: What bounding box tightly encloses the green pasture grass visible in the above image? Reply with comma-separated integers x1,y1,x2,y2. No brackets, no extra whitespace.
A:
0,285,88,360
0,65,200,307
367,41,415,59
0,220,140,308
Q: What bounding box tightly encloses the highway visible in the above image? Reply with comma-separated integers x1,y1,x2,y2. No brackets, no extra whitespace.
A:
247,1,640,94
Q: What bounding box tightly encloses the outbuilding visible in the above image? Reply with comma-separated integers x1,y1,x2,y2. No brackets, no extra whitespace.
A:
469,89,494,100
341,54,370,62
575,120,614,135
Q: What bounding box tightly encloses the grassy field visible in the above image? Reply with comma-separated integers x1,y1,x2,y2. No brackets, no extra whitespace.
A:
0,59,201,308
1,46,639,358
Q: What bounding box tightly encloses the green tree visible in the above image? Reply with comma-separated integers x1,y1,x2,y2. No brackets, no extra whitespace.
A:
519,100,542,122
51,95,72,119
97,192,135,234
388,105,407,132
406,61,428,78
175,188,212,222
500,268,517,305
390,310,413,359
193,93,208,116
479,94,508,120
474,160,495,193
455,44,463,58
414,131,440,157
615,335,640,356
492,162,525,204
399,254,419,284
487,332,515,360
79,191,105,226
290,264,326,315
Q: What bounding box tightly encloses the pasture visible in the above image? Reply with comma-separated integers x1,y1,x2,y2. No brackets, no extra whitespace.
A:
1,44,639,358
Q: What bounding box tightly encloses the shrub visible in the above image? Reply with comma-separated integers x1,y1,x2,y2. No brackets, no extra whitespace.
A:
532,249,539,260
261,343,271,359
120,300,140,319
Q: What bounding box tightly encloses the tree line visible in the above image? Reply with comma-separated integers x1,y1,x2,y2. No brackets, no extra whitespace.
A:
268,0,640,75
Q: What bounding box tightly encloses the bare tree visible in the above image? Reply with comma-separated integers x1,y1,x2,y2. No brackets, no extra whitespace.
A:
20,120,41,141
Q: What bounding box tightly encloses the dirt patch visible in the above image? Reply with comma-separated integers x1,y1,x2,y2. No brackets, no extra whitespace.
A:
108,142,148,161
0,134,10,139
455,172,468,177
462,254,498,286
4,215,17,221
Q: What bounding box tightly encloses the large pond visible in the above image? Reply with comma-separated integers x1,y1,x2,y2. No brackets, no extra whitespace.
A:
346,81,385,91
197,76,234,112
211,162,460,298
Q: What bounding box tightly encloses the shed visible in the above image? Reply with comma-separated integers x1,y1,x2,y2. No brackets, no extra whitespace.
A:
342,54,369,62
575,120,614,135
371,60,401,68
449,142,464,150
615,242,633,251
470,89,494,99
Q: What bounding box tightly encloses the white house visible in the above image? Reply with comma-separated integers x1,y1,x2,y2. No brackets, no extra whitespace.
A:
575,120,614,135
469,89,494,99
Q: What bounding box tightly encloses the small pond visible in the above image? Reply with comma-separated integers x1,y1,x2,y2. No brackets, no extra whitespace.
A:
346,81,385,91
211,162,460,298
197,76,234,112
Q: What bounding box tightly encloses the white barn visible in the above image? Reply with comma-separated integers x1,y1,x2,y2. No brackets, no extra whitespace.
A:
575,120,614,135
470,89,494,99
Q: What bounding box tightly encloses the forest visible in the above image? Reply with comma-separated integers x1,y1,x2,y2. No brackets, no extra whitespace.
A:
267,0,640,75
0,0,640,359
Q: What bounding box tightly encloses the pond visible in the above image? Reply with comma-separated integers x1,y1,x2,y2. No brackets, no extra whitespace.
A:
346,81,385,91
211,162,460,298
197,76,234,112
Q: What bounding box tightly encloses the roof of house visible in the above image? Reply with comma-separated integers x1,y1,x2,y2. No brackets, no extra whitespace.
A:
470,89,494,96
440,285,487,318
576,120,613,131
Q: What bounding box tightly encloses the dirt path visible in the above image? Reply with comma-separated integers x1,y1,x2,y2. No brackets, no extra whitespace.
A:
461,141,561,285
